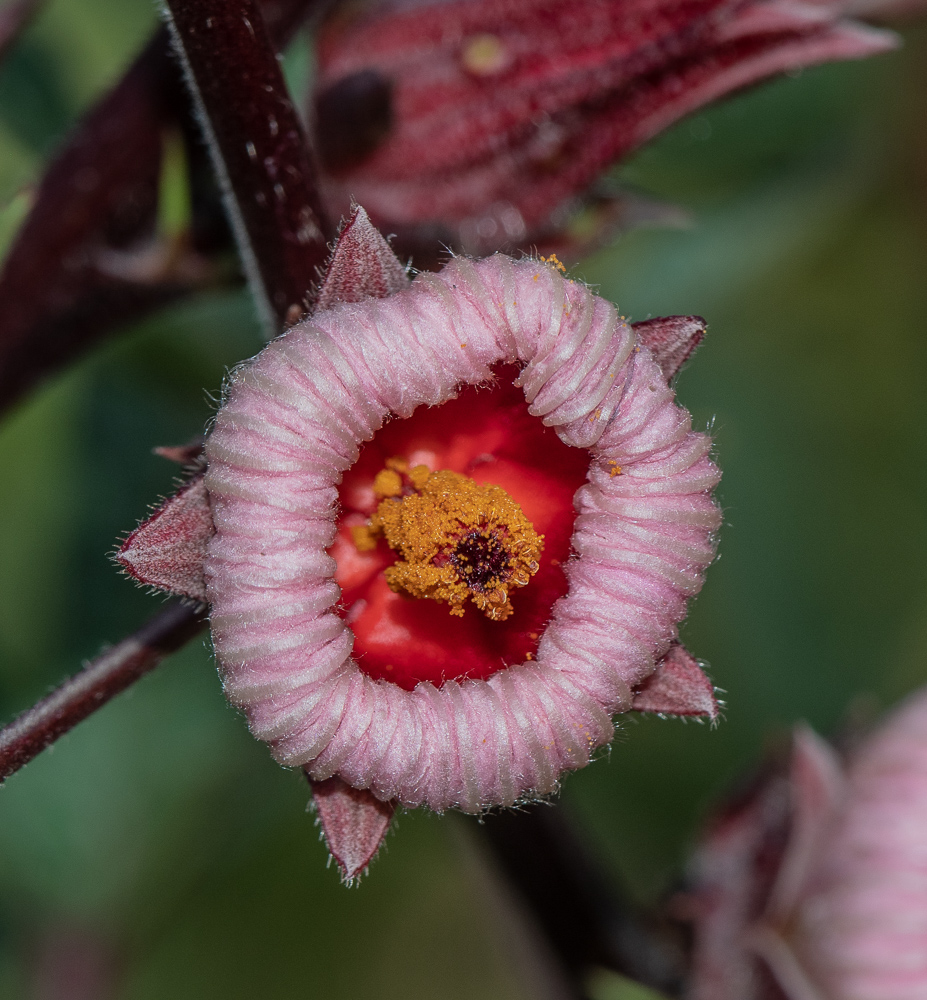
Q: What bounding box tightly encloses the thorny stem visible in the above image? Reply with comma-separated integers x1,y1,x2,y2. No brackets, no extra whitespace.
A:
164,0,332,332
0,600,207,783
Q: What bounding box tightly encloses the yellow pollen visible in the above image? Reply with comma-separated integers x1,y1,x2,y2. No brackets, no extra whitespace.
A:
608,461,622,477
350,523,379,552
355,464,544,620
372,468,403,498
539,253,567,273
408,464,431,491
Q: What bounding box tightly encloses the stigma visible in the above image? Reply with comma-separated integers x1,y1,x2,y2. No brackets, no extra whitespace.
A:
351,459,544,620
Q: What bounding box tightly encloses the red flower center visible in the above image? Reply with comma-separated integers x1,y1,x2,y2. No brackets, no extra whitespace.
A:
330,366,589,690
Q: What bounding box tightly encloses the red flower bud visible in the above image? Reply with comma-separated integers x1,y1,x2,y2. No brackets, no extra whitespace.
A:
313,0,896,257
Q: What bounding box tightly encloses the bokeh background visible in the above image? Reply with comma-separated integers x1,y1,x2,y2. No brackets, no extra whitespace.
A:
0,1,926,997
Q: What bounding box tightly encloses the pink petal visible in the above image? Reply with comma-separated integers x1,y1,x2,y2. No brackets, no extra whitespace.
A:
310,774,394,881
116,473,213,602
630,642,720,721
632,316,706,382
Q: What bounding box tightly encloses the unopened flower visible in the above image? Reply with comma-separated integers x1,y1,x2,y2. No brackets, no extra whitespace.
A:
118,209,721,876
312,0,897,258
686,686,927,1000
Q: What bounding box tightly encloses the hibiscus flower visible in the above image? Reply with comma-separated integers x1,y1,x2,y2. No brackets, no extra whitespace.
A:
118,208,721,877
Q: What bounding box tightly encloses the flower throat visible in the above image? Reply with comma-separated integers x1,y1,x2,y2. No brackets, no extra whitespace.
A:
352,458,544,621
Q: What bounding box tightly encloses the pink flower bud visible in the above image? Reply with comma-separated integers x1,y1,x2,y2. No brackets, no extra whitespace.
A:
688,687,927,1000
796,690,927,1000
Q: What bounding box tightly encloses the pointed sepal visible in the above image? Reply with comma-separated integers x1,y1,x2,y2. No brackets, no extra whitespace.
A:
633,316,706,382
115,473,214,601
153,438,205,468
631,642,720,722
310,774,395,883
315,205,410,311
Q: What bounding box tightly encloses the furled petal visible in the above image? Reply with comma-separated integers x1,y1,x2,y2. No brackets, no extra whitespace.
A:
688,692,927,1000
795,689,927,1000
764,726,845,923
205,253,721,811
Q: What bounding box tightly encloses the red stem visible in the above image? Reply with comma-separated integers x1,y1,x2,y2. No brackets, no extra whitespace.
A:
164,0,333,331
0,601,206,783
0,0,325,419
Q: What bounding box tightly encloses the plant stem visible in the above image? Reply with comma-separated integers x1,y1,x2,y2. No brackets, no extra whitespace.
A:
164,0,332,332
0,601,206,783
476,805,689,997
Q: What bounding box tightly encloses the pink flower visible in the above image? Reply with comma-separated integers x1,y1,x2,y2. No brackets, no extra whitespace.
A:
687,687,927,1000
118,209,720,874
312,0,897,257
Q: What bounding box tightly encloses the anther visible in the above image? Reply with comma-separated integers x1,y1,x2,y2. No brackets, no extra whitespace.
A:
353,462,544,619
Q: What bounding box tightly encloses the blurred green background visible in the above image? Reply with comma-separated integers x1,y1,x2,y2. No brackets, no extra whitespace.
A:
0,1,925,997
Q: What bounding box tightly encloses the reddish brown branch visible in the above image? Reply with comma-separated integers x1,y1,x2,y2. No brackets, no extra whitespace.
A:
0,601,207,783
0,29,183,415
0,0,325,418
164,0,332,331
477,806,689,997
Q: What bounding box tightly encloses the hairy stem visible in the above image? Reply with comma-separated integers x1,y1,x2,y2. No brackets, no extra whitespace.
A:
164,0,332,332
0,601,207,783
